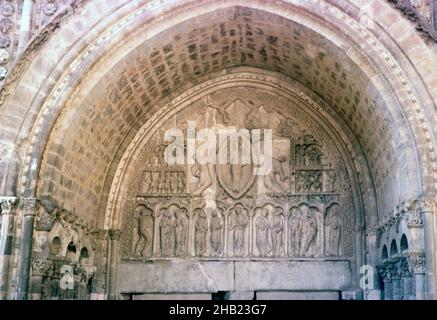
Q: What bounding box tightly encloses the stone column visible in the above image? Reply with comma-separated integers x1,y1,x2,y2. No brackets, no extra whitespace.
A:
390,259,402,300
354,223,364,292
29,200,56,300
377,264,392,300
90,229,108,300
365,225,382,300
108,229,121,300
16,198,37,300
399,257,414,300
0,197,17,299
418,199,435,299
407,251,426,300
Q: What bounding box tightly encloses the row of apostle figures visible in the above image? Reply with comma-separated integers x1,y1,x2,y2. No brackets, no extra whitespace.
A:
132,203,342,258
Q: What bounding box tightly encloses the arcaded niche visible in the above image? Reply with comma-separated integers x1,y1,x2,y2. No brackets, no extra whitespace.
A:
0,0,436,300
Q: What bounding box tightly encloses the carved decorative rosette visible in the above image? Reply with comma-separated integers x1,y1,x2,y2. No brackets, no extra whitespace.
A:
117,84,357,261
0,0,17,80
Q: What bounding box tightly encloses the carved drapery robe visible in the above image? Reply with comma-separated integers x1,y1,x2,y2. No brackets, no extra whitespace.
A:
210,212,223,255
256,214,270,256
229,210,249,256
271,214,284,256
175,215,188,257
195,214,208,256
160,214,175,256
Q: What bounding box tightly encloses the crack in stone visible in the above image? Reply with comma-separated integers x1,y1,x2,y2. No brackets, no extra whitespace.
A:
198,262,214,290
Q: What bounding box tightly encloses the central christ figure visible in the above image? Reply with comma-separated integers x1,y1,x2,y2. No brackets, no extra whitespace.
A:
228,205,249,256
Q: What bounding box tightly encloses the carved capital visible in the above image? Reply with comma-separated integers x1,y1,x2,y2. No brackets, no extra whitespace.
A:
31,258,52,276
0,196,17,215
20,198,38,217
417,198,435,214
406,251,426,274
388,258,402,280
109,229,122,241
399,257,413,278
376,264,390,282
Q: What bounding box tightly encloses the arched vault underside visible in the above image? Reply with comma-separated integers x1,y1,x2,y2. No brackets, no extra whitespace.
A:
0,0,436,300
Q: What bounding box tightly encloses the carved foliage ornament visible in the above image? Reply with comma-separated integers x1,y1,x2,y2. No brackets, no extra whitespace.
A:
418,198,435,213
32,258,52,276
20,198,38,216
407,251,426,274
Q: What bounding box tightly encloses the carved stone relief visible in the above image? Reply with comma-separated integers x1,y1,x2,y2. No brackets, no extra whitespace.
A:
30,201,97,300
228,203,250,257
119,86,355,261
133,205,153,257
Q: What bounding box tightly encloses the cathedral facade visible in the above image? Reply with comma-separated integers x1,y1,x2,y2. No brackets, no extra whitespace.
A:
0,0,436,300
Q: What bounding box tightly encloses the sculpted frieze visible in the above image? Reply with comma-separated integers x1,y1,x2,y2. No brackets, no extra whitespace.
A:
119,87,355,260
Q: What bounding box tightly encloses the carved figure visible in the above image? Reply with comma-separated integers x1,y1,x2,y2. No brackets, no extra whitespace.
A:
210,209,223,256
271,207,284,256
159,208,175,256
195,208,208,256
256,208,271,256
175,208,188,257
300,208,318,257
190,163,212,195
289,207,303,256
133,205,154,257
264,156,289,192
228,205,249,256
325,204,342,256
